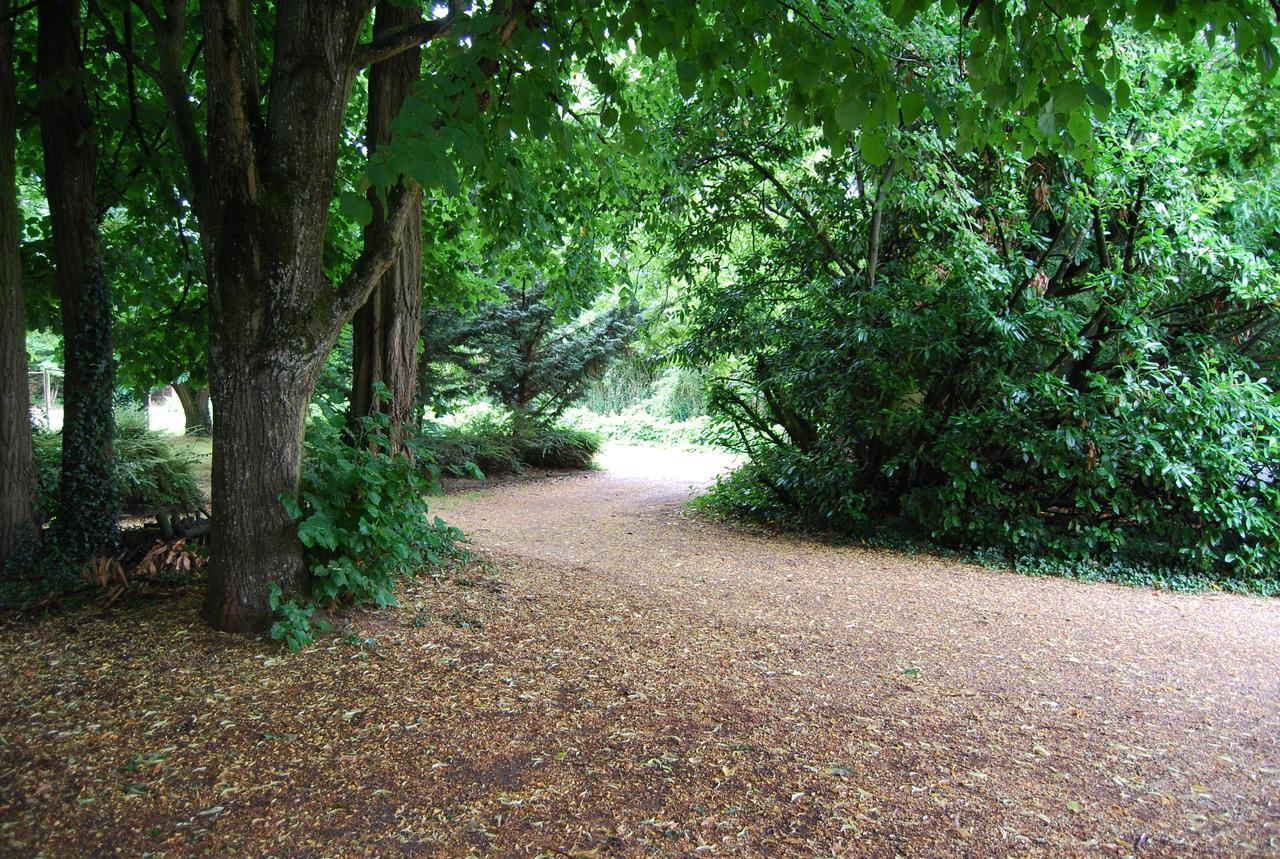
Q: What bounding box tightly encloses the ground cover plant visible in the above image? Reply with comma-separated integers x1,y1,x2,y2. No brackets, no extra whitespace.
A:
422,411,603,478
31,409,203,524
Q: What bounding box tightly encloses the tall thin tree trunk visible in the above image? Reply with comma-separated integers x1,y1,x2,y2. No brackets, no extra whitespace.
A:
38,0,117,563
0,0,38,563
172,380,213,436
350,0,423,451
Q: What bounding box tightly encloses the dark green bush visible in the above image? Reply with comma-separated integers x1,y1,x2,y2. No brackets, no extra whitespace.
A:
421,412,522,478
421,412,601,478
274,408,461,652
675,39,1280,588
519,424,602,469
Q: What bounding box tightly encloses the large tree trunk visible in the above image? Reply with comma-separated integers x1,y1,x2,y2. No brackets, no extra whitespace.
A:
0,0,37,563
172,380,212,436
137,0,500,631
38,0,117,563
203,350,324,631
349,0,424,450
196,0,377,632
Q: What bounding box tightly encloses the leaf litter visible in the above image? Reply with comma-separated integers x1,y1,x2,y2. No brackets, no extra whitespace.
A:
1,445,1278,857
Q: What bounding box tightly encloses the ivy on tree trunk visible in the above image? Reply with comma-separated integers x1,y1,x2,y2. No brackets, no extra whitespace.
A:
37,0,118,565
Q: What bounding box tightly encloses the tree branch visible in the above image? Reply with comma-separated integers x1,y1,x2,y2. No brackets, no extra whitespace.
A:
354,1,460,69
866,156,898,290
133,0,209,222
329,184,414,336
1122,175,1146,275
0,0,34,22
719,147,855,280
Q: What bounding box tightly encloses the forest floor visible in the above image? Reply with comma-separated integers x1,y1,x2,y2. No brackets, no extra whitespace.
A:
1,445,1278,857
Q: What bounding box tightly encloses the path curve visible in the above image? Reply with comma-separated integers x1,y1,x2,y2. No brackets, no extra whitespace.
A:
434,443,1280,857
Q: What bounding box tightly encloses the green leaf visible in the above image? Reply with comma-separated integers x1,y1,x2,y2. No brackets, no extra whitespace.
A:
835,98,865,131
1115,79,1132,110
1054,80,1086,115
338,191,372,227
1067,111,1092,146
900,92,926,124
1085,82,1112,118
860,128,889,166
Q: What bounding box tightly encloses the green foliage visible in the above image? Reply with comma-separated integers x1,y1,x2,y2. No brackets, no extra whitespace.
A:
422,412,522,478
422,411,602,478
581,356,659,415
430,279,642,436
679,32,1280,584
274,408,460,651
649,367,708,422
31,408,203,522
565,406,712,449
586,364,709,422
696,467,1280,596
518,424,602,470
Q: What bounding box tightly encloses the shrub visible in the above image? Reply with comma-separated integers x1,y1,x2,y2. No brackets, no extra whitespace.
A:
519,424,602,469
421,410,602,478
582,355,658,414
564,405,712,448
671,54,1280,587
421,412,522,478
274,409,461,651
32,408,204,522
647,367,707,422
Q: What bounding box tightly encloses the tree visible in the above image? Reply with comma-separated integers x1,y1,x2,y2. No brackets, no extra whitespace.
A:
440,278,641,438
348,0,425,451
171,381,212,435
37,0,117,564
131,0,530,631
0,0,37,564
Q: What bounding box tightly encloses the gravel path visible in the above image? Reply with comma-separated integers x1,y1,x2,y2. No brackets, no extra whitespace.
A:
431,443,1280,856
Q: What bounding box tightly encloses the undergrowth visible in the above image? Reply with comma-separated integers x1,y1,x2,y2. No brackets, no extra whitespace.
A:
32,408,204,520
422,412,602,478
694,466,1280,597
273,403,462,652
563,405,711,448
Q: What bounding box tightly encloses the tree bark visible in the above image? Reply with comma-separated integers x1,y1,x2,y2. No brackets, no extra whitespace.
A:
172,380,212,436
203,351,324,631
38,0,117,563
196,0,376,631
349,0,424,451
0,0,38,563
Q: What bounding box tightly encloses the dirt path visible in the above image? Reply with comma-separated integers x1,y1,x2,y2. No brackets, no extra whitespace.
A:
2,444,1278,857
432,444,1280,856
